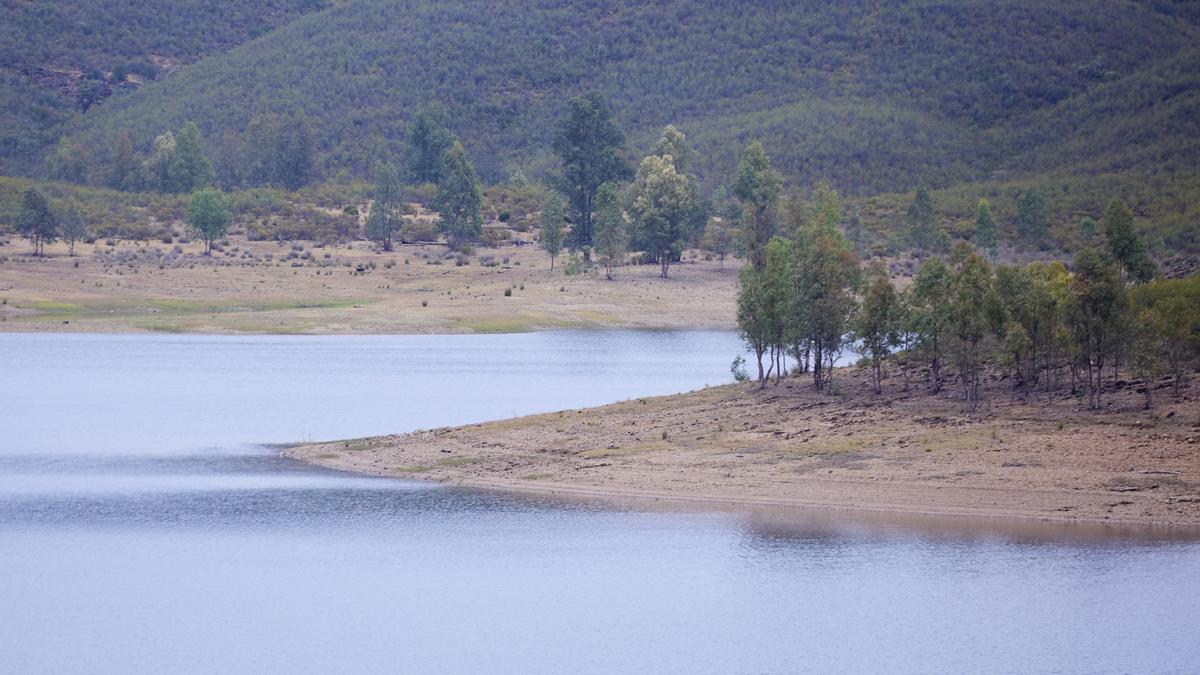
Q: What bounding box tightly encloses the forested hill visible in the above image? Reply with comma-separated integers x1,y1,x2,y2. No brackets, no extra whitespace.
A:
0,0,331,172
21,1,1200,197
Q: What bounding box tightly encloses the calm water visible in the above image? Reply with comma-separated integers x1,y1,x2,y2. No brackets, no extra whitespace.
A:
1,332,1197,673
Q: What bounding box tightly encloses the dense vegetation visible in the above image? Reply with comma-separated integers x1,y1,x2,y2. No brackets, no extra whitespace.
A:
38,1,1198,195
732,159,1199,411
0,0,329,173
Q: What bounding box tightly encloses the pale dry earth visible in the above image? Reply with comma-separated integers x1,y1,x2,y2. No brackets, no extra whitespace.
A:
0,236,737,334
288,368,1200,530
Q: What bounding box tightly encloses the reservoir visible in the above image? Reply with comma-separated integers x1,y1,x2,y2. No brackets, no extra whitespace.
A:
1,332,1197,673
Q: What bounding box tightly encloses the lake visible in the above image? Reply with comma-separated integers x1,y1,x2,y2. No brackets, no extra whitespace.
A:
1,331,1198,673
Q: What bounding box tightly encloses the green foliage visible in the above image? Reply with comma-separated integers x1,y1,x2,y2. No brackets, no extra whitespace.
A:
59,205,87,256
184,189,231,254
433,141,483,250
1016,187,1048,243
906,188,940,252
732,142,782,269
1132,275,1200,396
538,190,564,272
408,109,454,184
974,198,997,253
1101,198,1155,282
167,122,213,194
364,162,404,250
553,92,631,250
630,151,697,278
0,0,329,173
592,182,626,280
854,268,902,394
17,187,57,255
1068,247,1127,408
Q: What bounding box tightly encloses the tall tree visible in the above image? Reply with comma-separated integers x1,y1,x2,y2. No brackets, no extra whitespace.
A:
1068,248,1127,409
855,268,902,394
243,113,279,187
274,113,315,190
906,187,938,252
552,93,631,251
141,131,175,192
168,122,213,194
792,228,860,390
949,247,1000,405
1131,275,1200,398
365,162,405,251
59,206,87,256
539,191,565,272
974,198,997,254
909,257,953,391
731,141,782,270
1101,198,1155,282
16,188,56,256
408,109,454,183
108,132,138,191
1016,187,1048,243
184,189,231,255
432,141,483,250
592,182,626,280
736,264,772,384
630,154,696,278
651,124,692,173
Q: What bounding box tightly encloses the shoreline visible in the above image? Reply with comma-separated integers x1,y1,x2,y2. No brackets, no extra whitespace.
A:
284,370,1200,532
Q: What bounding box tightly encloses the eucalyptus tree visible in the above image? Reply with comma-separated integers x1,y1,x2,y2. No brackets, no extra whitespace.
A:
365,162,405,251
731,142,782,270
433,141,483,250
592,182,626,280
629,154,696,278
539,191,565,272
552,93,631,251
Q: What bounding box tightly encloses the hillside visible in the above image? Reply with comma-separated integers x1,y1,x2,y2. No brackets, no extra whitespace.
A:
0,0,331,173
54,0,1200,196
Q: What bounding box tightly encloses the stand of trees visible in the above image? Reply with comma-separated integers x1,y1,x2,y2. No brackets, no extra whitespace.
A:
735,148,1198,410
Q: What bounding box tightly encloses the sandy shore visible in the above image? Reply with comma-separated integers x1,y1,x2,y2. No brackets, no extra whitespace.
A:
286,368,1200,530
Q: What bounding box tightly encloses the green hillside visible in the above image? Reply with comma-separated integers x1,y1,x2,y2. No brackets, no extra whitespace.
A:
52,0,1200,195
0,0,330,172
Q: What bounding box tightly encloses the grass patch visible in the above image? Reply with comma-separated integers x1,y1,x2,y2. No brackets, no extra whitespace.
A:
520,473,554,480
437,456,477,466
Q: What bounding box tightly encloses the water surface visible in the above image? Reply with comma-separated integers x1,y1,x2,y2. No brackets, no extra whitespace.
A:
1,332,1197,673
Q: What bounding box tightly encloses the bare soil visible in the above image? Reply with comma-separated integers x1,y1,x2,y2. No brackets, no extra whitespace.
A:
288,367,1200,530
0,236,736,334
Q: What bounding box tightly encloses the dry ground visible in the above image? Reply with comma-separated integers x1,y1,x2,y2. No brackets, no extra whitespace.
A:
289,367,1200,530
0,235,737,334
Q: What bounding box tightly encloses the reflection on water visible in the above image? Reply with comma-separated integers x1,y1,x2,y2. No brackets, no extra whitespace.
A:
1,332,1198,673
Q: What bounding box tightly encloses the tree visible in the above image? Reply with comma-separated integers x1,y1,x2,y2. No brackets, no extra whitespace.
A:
630,154,695,278
408,109,454,183
539,191,565,272
737,264,772,383
1016,187,1048,243
243,113,279,187
168,122,213,193
792,227,860,390
1068,248,1127,409
855,268,902,394
214,128,244,190
552,93,631,251
651,124,692,173
592,182,626,280
275,113,315,190
46,140,91,184
1132,275,1200,398
1102,198,1155,282
907,187,939,252
16,188,56,256
909,257,953,391
702,217,735,267
184,189,231,255
141,131,176,192
974,198,997,255
59,206,87,256
731,141,782,270
108,132,138,190
949,248,1000,405
365,162,404,251
432,141,483,249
